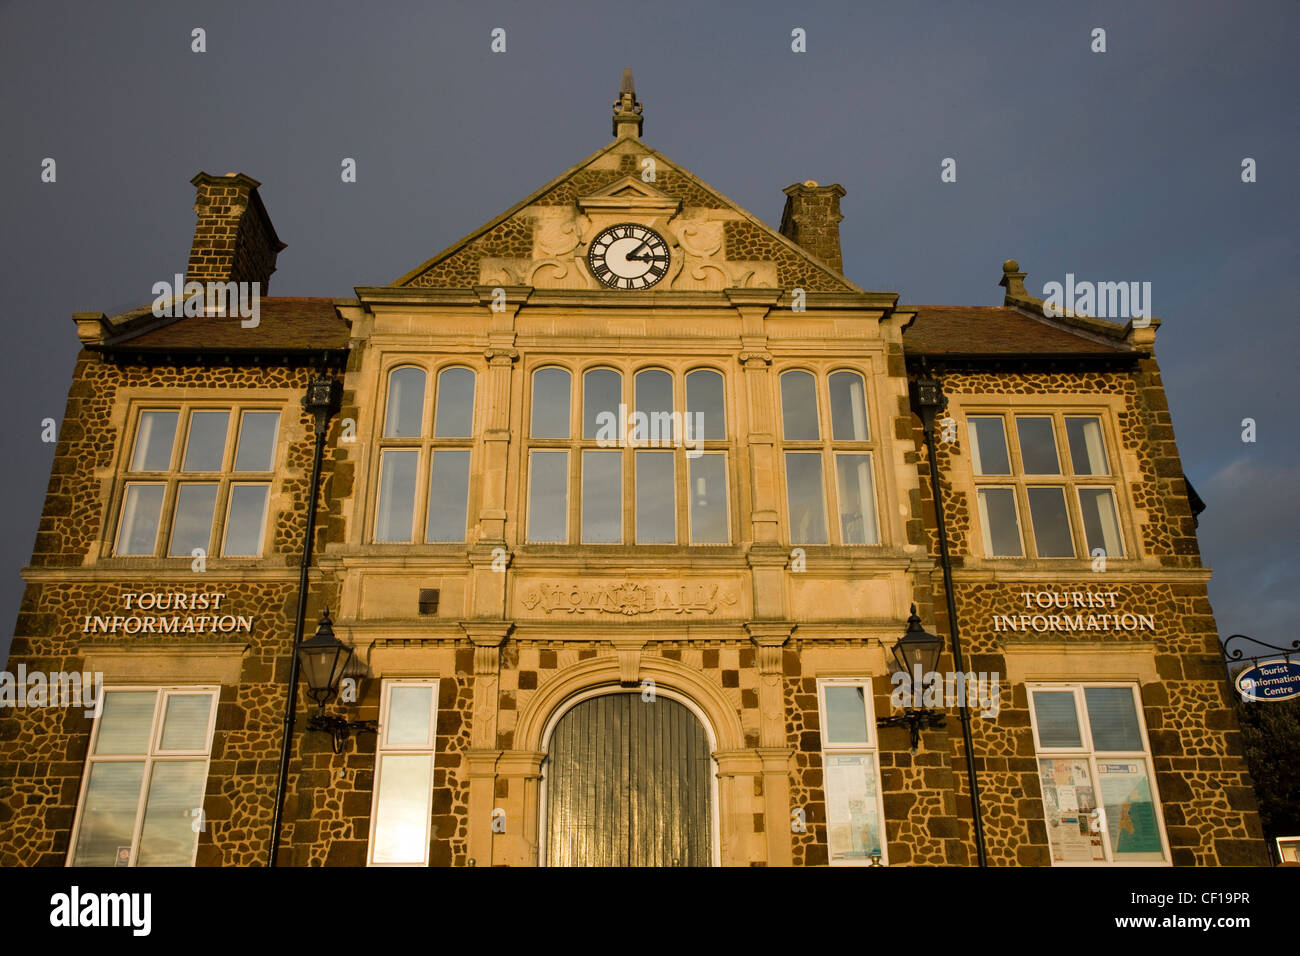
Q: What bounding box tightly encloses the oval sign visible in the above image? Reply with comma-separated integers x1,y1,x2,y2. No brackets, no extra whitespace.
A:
1235,659,1300,702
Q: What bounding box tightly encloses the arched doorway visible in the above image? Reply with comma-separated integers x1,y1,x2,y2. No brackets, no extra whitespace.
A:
542,690,714,866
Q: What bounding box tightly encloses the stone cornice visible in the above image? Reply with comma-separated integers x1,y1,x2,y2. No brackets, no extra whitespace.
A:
945,567,1212,584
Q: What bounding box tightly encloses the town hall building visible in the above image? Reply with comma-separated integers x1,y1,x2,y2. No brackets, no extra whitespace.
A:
0,74,1268,867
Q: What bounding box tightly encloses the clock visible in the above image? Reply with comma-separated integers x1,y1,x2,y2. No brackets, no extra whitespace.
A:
587,223,670,290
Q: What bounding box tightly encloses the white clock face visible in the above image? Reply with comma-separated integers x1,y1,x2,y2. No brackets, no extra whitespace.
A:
587,223,669,290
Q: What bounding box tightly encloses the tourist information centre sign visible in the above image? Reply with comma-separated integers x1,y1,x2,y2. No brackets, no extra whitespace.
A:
1235,659,1300,702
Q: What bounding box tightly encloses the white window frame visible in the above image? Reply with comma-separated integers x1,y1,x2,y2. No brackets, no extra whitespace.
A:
110,403,281,559
367,678,441,867
816,678,889,866
1028,681,1171,867
67,685,220,867
967,411,1126,561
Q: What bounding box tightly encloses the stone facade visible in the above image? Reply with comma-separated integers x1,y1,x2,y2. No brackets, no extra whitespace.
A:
0,81,1267,868
907,358,1269,867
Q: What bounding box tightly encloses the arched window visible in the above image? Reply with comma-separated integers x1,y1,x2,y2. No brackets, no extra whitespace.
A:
524,365,732,545
778,369,879,545
780,370,820,441
375,364,476,543
531,368,571,439
384,366,426,438
583,368,622,440
685,369,726,440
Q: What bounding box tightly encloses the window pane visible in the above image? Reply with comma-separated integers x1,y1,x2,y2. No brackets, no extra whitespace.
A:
234,411,279,472
1032,691,1083,748
785,453,827,544
434,367,475,438
223,484,269,556
1038,757,1106,863
829,371,869,441
160,695,213,751
634,369,674,445
531,368,571,439
977,487,1022,556
426,450,470,542
780,371,819,440
95,691,158,755
1084,687,1143,751
116,484,165,555
583,368,622,440
581,450,622,543
689,453,729,544
71,762,145,866
824,753,883,862
384,367,426,438
1066,417,1109,476
1097,760,1164,859
527,451,568,543
1017,417,1060,474
130,411,178,472
835,454,878,544
136,761,207,866
168,483,218,557
375,450,418,542
182,411,230,472
824,685,869,743
1027,486,1075,557
969,417,1011,475
1078,488,1122,557
386,686,435,747
685,369,725,440
636,452,675,543
371,754,433,864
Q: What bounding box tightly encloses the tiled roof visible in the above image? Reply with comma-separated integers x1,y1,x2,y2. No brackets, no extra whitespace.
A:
104,298,350,352
902,305,1131,356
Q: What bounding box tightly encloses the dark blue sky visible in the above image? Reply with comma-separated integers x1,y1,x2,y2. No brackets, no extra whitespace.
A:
1,0,1296,662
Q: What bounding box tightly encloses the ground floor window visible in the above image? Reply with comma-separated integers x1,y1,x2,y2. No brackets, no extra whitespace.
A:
817,678,887,865
368,679,440,866
69,686,219,867
1028,682,1169,865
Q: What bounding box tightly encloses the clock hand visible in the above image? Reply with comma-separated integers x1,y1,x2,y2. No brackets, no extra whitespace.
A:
628,239,650,259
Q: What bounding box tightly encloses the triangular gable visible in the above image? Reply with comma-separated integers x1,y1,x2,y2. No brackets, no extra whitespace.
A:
393,137,861,293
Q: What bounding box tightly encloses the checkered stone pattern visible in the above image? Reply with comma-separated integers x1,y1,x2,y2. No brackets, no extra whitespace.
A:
494,641,760,752
783,646,966,867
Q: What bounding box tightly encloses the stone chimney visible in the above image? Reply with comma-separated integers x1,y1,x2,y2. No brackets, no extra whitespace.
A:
186,172,286,288
779,181,846,273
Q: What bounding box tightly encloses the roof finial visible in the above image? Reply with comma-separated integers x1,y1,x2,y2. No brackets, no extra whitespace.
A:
612,68,643,139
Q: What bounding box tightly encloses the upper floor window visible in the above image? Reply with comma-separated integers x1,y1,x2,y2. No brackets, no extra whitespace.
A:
525,365,730,545
69,686,219,867
114,405,280,558
374,365,476,543
779,369,879,545
967,412,1123,559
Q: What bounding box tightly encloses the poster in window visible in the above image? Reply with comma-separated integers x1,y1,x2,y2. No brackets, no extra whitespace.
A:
1038,758,1105,862
1098,761,1163,857
824,754,882,861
